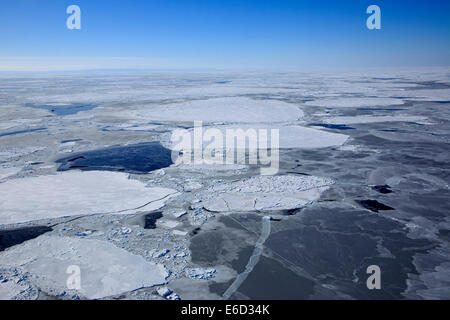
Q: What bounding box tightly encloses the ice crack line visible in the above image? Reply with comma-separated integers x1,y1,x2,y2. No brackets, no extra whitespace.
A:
222,216,271,300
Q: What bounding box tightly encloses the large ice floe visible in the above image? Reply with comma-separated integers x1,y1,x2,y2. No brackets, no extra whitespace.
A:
0,171,178,225
200,175,334,212
0,235,168,299
170,124,349,153
125,97,304,123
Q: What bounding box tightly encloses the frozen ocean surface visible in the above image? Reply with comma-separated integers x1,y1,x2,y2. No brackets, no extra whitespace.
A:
0,68,449,300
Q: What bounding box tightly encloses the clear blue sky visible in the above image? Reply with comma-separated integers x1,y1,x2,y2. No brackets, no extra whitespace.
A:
1,0,449,71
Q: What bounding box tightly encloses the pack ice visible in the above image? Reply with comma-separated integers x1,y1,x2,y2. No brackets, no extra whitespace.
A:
0,171,178,225
126,97,304,123
0,235,168,299
201,175,334,212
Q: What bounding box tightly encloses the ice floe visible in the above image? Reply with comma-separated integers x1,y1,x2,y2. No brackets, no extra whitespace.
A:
127,97,304,123
170,125,349,153
201,175,334,212
0,171,178,225
0,235,168,299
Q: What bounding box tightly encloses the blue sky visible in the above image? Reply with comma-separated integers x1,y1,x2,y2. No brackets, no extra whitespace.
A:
1,0,449,71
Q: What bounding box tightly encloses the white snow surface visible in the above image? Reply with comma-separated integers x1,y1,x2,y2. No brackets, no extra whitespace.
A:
0,235,168,299
202,175,334,212
171,125,349,151
0,171,178,225
127,97,304,123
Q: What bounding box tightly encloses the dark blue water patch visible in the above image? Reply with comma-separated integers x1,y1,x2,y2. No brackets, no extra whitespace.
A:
372,185,393,194
372,77,403,81
215,81,231,84
433,101,450,104
61,139,82,143
356,200,395,213
56,141,173,174
143,212,163,229
0,127,46,138
26,103,97,116
309,123,355,130
0,226,53,251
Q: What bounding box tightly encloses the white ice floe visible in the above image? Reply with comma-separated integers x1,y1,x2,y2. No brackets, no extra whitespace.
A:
305,97,404,108
157,287,173,297
171,125,349,152
0,171,178,225
323,115,429,125
128,97,304,123
0,235,168,299
172,230,188,236
170,209,188,219
201,175,334,212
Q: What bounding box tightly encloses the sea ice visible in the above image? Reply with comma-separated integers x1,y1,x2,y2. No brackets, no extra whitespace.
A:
305,97,404,108
186,268,217,280
0,235,168,299
0,171,178,225
127,97,304,123
202,175,334,212
171,125,349,152
0,167,22,180
323,115,429,125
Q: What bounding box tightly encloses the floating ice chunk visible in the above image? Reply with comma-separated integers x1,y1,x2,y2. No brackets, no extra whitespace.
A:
120,227,132,235
131,97,304,123
150,249,170,258
0,171,178,225
172,230,188,236
157,287,173,297
167,293,181,300
305,98,404,108
323,115,429,125
202,175,334,212
0,235,168,299
186,268,217,280
170,209,188,219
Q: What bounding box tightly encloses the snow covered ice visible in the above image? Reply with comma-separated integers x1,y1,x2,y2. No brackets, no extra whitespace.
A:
1,68,450,300
0,171,178,225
